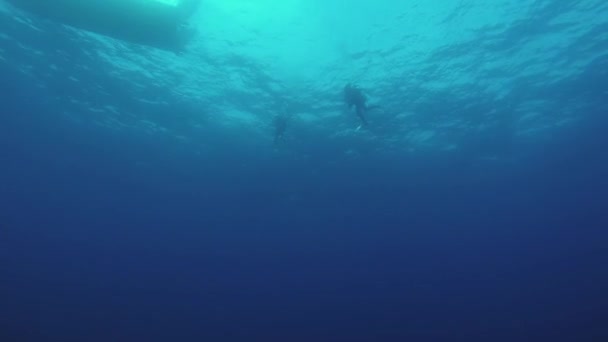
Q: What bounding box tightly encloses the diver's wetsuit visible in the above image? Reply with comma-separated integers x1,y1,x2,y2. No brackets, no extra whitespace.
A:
273,114,289,145
344,84,369,126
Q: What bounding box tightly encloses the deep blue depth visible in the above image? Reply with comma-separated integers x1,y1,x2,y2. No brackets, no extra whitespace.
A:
2,64,608,341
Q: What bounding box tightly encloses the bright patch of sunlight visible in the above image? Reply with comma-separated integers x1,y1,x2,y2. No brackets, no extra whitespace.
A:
153,0,180,6
201,0,336,82
205,0,305,30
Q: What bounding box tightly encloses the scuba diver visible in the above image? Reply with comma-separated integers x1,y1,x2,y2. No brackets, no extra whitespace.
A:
273,110,291,146
343,83,380,128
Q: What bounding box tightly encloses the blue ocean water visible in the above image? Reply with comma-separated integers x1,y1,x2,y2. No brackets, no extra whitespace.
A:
1,0,607,341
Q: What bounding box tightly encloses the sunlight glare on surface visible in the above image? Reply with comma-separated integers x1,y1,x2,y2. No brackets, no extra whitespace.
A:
201,0,330,81
153,0,180,6
204,0,304,32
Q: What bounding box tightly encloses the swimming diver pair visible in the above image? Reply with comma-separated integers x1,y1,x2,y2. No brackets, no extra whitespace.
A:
273,83,379,146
